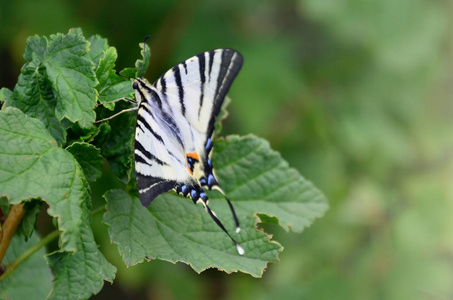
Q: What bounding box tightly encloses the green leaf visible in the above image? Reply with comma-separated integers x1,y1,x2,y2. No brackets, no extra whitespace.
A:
0,87,13,104
213,135,328,233
101,101,135,183
4,57,66,145
103,190,282,278
89,38,134,111
87,35,109,69
214,97,231,136
23,35,47,62
45,31,98,128
17,200,42,241
118,67,136,78
47,202,116,300
0,107,91,252
98,81,134,110
66,142,103,182
95,46,117,89
0,234,53,300
0,196,9,215
135,41,150,78
66,122,100,143
91,122,111,148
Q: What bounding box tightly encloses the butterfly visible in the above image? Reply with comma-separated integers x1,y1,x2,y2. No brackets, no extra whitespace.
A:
129,49,244,254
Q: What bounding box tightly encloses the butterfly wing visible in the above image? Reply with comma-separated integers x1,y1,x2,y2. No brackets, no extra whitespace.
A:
153,49,243,190
134,90,183,206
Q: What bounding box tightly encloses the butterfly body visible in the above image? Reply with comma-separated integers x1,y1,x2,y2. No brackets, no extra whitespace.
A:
132,49,244,254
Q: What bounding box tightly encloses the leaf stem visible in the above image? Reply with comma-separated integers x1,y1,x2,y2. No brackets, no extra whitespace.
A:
0,204,26,265
0,229,60,282
0,205,106,281
91,205,106,217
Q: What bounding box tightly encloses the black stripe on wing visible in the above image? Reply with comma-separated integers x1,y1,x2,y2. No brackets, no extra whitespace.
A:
137,114,164,144
135,78,163,109
208,50,215,77
207,49,243,137
172,65,186,116
135,141,168,166
139,102,185,149
196,52,206,116
210,49,245,140
136,173,177,207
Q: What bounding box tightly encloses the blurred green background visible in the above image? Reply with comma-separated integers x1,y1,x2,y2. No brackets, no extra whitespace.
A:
1,0,453,299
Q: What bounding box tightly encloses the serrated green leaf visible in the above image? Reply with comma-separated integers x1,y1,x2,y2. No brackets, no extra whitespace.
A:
118,67,136,78
66,122,99,143
87,35,109,69
98,80,134,109
17,200,42,241
23,35,47,63
135,42,150,78
66,142,103,182
0,87,13,104
103,190,281,278
91,40,133,111
214,97,231,136
95,46,117,89
0,107,91,252
101,102,135,183
0,234,53,300
68,28,83,36
213,135,328,233
6,62,66,145
0,196,10,217
47,202,116,300
44,31,97,128
91,122,111,148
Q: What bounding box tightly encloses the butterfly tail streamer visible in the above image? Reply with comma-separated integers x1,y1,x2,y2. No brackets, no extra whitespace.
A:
202,201,244,255
225,195,241,233
212,186,240,233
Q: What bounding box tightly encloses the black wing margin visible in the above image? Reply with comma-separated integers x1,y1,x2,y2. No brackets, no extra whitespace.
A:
206,49,243,139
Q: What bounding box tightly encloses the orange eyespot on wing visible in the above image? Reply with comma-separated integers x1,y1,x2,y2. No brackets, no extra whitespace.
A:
186,152,199,175
186,152,200,161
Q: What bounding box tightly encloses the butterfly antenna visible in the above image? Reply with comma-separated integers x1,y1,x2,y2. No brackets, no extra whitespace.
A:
202,202,244,255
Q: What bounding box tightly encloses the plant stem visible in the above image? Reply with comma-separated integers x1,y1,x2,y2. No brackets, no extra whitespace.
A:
0,229,60,282
0,205,106,281
91,205,106,217
0,204,26,265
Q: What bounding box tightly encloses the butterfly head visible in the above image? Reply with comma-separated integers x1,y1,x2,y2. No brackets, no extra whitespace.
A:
132,78,155,106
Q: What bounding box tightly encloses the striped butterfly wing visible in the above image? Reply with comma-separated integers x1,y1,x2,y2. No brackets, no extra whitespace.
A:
133,49,244,253
153,49,243,192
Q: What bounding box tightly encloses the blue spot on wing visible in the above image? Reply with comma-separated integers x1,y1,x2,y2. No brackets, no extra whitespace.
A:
190,189,199,200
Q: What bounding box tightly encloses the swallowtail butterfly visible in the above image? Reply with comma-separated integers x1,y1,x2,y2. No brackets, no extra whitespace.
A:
128,49,244,254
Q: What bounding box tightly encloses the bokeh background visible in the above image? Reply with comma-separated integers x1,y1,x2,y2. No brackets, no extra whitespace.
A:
1,0,453,299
